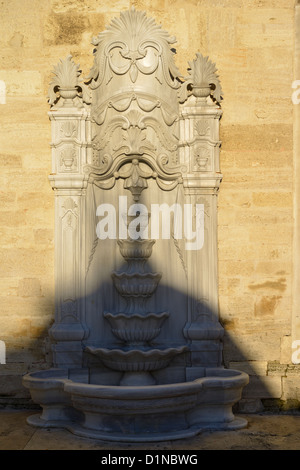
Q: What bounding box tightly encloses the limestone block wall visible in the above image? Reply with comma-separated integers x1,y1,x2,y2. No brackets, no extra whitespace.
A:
0,0,297,410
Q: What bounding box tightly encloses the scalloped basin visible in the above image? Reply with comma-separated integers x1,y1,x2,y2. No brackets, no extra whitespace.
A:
117,239,156,260
85,345,188,372
84,344,189,385
103,311,169,342
112,272,162,297
23,367,249,442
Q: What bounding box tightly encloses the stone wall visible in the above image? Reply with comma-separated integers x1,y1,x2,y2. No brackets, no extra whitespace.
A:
0,0,297,410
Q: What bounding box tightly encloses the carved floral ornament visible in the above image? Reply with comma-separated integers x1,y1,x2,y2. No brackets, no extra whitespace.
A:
87,8,181,88
60,121,78,138
60,146,77,172
88,155,183,195
194,120,210,137
48,55,91,107
47,9,223,108
61,197,78,215
178,52,223,104
193,146,211,172
48,8,223,191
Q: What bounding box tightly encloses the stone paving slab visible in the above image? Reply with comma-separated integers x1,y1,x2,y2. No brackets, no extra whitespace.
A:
0,410,300,451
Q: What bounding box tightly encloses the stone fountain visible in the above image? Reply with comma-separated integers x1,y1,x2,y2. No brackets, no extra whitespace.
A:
86,233,188,387
23,8,248,442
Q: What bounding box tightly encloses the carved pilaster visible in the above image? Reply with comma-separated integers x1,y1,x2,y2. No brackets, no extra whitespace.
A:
178,56,224,367
179,99,223,193
47,57,91,368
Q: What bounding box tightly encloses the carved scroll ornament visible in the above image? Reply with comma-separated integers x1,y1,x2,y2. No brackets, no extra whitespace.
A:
87,7,181,89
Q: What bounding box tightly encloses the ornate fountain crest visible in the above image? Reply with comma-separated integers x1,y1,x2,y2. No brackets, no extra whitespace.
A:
85,7,184,193
23,7,249,443
87,7,181,88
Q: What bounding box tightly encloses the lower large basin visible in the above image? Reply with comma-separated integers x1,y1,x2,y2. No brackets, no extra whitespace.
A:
23,367,249,442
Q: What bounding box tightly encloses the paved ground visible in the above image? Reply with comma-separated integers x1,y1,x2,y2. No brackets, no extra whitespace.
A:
0,409,300,451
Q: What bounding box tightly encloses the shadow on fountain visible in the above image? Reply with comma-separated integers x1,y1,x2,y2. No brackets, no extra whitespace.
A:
81,276,270,395
21,265,275,442
82,275,190,387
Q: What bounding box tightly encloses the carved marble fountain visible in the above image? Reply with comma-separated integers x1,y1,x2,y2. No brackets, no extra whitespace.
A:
23,8,248,442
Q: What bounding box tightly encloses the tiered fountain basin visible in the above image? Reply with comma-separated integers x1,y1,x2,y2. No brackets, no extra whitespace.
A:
85,344,189,386
103,311,169,342
92,236,189,387
117,238,155,260
23,367,249,442
112,271,162,297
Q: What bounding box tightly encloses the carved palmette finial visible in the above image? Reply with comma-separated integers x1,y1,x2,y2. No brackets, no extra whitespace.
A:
179,53,223,104
48,55,91,107
87,7,181,89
